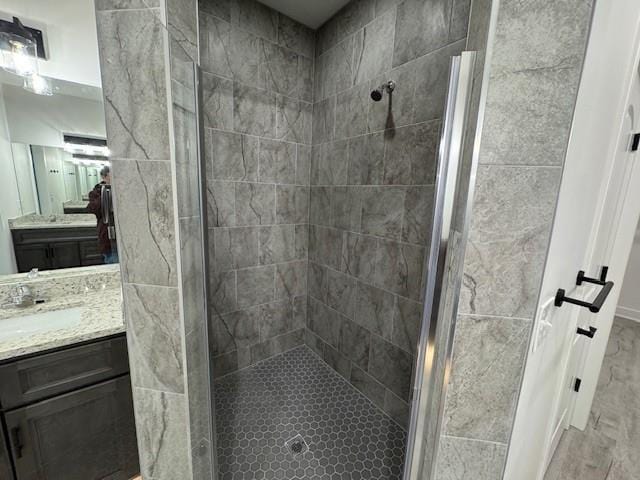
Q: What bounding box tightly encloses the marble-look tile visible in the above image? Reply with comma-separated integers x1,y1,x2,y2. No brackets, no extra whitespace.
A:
335,0,375,40
185,324,213,449
311,141,349,186
179,216,205,336
212,349,239,377
276,96,312,144
250,328,304,363
339,318,371,370
208,270,237,315
207,181,235,227
275,261,307,300
111,160,177,286
133,389,191,480
259,225,296,264
276,185,309,224
312,97,336,145
335,84,369,140
296,145,311,185
293,295,307,327
442,315,529,443
352,9,395,86
308,297,341,348
259,139,296,184
332,187,362,232
199,15,263,88
392,296,423,354
309,225,343,271
198,0,230,21
435,436,507,480
305,327,326,357
235,182,276,226
361,187,405,239
207,129,259,181
202,72,233,130
215,306,261,354
413,40,465,123
294,224,309,259
233,83,277,137
260,299,296,339
316,37,354,101
308,261,328,302
341,232,378,282
403,185,434,245
326,269,357,319
348,133,385,185
237,265,276,308
449,0,471,41
374,0,402,17
231,0,278,42
310,187,332,226
190,438,213,480
392,0,453,66
369,334,413,401
124,284,183,393
277,14,315,58
213,226,260,270
260,42,303,99
323,344,352,379
95,0,161,9
350,364,386,409
374,239,425,300
368,61,417,133
96,9,169,160
383,121,440,185
167,0,198,62
355,282,394,338
459,165,561,318
384,390,410,430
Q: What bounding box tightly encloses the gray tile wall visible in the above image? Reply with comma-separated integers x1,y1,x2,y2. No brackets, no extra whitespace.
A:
198,0,315,377
307,0,471,428
434,0,595,478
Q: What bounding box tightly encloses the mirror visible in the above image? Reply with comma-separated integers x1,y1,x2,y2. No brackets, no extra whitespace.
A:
0,14,118,275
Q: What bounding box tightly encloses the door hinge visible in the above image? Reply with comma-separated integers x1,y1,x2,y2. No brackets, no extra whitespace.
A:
574,377,582,392
632,133,640,152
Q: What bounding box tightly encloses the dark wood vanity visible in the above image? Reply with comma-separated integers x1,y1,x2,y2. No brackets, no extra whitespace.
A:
11,228,102,273
0,334,139,480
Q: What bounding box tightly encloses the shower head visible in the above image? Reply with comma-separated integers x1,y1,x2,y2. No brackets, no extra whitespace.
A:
370,80,395,102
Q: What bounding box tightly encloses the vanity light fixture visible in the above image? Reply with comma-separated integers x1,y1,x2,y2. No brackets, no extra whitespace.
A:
23,73,52,96
0,17,38,77
63,135,110,158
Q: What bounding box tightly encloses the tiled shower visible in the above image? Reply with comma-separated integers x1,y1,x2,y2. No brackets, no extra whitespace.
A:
201,0,470,476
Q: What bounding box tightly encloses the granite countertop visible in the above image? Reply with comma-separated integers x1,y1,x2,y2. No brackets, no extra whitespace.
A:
9,213,96,230
0,288,124,361
63,201,90,209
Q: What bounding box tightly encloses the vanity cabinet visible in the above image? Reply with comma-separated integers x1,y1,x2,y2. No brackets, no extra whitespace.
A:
11,228,102,273
0,335,139,480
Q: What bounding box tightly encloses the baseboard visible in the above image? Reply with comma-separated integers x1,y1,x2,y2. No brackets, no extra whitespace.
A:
616,306,640,323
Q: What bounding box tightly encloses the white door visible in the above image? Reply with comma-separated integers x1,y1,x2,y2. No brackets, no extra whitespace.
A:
568,63,640,430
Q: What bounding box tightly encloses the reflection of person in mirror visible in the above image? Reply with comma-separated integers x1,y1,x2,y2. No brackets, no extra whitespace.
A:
87,166,118,264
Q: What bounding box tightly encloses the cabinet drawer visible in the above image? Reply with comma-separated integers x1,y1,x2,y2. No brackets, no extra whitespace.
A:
0,336,129,410
12,228,97,245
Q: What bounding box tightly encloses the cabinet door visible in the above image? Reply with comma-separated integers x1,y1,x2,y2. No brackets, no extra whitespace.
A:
79,240,104,266
14,244,51,273
0,429,13,480
5,375,139,480
49,242,81,269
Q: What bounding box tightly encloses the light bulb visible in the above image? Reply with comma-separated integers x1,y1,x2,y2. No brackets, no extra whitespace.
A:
0,35,37,76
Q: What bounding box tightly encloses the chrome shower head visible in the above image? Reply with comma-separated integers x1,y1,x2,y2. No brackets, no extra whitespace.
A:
370,80,395,102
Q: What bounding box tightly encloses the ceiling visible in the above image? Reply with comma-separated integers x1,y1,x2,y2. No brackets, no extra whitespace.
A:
257,0,351,29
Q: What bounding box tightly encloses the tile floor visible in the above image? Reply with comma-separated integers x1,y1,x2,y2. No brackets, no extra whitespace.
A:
214,346,407,480
545,317,640,480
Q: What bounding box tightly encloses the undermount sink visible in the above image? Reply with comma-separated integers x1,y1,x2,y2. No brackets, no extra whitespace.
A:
0,307,84,342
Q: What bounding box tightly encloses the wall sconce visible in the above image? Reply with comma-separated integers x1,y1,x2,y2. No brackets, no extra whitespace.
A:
0,17,38,77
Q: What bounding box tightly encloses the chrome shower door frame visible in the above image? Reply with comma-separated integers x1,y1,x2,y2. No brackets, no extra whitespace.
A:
403,51,477,480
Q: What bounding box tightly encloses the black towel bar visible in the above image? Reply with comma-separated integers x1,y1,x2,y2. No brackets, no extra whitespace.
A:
555,266,614,314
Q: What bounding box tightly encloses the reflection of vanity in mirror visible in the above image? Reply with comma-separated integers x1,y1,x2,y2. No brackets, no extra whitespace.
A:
0,4,138,480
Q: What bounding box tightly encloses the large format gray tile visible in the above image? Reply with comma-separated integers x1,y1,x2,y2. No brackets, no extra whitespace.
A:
259,139,296,184
369,334,413,401
207,181,235,227
335,84,369,140
237,265,276,307
351,364,386,409
202,72,233,130
339,318,371,370
235,183,276,226
276,186,309,224
311,141,349,186
373,239,425,301
341,232,378,282
392,296,423,354
207,129,259,181
125,284,183,393
215,307,261,354
459,165,562,318
234,83,277,137
361,187,405,239
96,9,170,160
348,133,385,185
435,436,507,480
308,297,341,348
275,261,307,300
326,268,357,319
393,0,453,66
231,0,278,42
276,96,312,144
352,9,395,86
213,226,260,270
259,225,296,264
442,315,529,443
277,14,315,58
368,61,417,133
383,121,440,185
111,160,177,286
355,282,394,339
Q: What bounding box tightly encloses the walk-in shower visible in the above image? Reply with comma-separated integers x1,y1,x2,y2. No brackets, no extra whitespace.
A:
197,0,480,479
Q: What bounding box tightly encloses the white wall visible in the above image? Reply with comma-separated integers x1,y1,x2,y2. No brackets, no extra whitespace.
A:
3,84,105,148
0,85,22,275
11,143,38,215
0,0,101,87
618,220,640,321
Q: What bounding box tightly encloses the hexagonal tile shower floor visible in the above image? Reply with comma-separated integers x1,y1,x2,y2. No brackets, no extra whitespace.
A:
214,346,407,479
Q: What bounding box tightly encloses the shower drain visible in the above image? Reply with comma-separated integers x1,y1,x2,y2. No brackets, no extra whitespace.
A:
285,434,309,456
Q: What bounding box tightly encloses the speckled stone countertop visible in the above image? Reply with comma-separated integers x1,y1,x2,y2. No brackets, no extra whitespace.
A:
63,200,90,209
9,213,96,229
0,266,124,361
